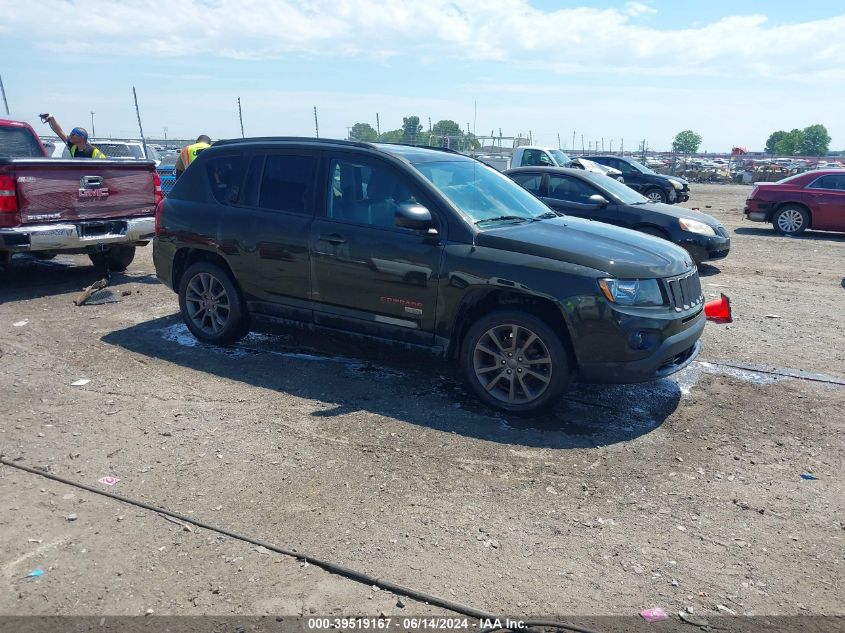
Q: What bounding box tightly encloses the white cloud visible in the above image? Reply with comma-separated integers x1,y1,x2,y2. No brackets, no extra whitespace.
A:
2,1,843,81
625,2,656,17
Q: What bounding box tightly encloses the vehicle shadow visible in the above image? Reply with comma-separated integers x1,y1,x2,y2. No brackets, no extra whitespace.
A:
102,315,682,449
697,263,721,277
734,227,845,242
0,254,158,302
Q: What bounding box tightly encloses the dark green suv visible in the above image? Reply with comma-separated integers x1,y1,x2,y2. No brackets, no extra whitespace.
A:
153,138,705,414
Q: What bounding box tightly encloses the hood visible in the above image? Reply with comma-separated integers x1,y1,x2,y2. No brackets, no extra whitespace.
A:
475,217,693,278
642,203,721,227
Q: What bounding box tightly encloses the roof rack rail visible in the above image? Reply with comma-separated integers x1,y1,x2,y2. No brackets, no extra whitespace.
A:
213,136,376,149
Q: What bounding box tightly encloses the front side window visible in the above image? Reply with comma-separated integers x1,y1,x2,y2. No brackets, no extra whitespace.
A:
259,154,316,213
547,175,600,203
206,154,246,205
327,159,420,229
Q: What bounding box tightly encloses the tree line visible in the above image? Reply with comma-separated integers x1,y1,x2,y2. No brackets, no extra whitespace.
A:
349,116,480,150
765,125,830,156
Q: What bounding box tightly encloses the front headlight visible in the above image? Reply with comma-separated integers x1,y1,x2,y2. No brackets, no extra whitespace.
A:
679,218,716,236
598,278,664,306
669,179,684,190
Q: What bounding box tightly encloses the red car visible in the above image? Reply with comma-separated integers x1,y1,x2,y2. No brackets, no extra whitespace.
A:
744,170,845,235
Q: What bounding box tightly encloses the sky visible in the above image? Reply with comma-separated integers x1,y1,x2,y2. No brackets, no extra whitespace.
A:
1,0,843,152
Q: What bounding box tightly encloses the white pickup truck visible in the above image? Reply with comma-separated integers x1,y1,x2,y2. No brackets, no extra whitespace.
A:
479,146,624,181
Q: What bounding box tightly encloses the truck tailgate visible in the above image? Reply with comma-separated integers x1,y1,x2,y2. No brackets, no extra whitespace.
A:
10,159,156,224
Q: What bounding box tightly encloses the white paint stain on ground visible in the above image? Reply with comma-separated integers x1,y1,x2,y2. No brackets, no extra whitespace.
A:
159,324,403,378
671,360,780,395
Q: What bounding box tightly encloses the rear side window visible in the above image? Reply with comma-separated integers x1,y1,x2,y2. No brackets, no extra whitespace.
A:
259,154,316,213
807,174,845,191
0,126,45,158
510,172,543,194
206,154,246,205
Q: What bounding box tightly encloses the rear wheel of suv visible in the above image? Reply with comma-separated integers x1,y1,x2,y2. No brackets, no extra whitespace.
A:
461,309,571,414
178,261,248,345
644,188,667,203
773,205,809,236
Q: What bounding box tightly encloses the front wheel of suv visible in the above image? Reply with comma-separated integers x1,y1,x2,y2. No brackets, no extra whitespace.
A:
644,188,668,203
178,261,249,345
461,310,571,414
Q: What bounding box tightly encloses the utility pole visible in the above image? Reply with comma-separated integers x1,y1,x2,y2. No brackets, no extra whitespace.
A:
90,111,96,138
313,106,319,138
601,137,604,152
572,130,576,152
557,133,561,149
0,74,9,115
376,113,380,137
581,135,584,152
163,126,168,149
621,138,624,156
238,98,245,138
609,139,613,153
132,87,147,159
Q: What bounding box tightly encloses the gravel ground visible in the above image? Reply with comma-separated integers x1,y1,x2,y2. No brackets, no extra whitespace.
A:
0,184,843,622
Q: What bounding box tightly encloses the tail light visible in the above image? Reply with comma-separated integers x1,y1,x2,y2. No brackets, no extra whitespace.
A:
0,174,21,228
153,171,163,205
154,199,164,237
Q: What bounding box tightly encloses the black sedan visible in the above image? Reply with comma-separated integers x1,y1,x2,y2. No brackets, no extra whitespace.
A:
505,167,730,265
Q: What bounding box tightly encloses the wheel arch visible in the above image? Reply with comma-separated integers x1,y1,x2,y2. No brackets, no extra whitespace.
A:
447,289,577,367
773,201,813,226
172,248,237,294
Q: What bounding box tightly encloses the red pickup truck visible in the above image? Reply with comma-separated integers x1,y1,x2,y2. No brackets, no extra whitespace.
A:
0,118,161,271
744,170,845,236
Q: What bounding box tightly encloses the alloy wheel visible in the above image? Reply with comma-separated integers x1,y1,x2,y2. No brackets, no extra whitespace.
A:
777,208,804,233
185,272,231,336
472,323,553,405
647,191,664,203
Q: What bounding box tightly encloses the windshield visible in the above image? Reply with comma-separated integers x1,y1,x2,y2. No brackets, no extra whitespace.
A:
628,158,656,175
592,174,650,205
414,160,552,224
550,149,573,166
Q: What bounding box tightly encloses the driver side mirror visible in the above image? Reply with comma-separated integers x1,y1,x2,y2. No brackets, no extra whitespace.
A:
395,203,435,232
588,194,609,206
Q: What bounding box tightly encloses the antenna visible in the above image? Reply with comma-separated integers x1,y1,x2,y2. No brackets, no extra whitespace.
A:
0,74,9,116
238,97,245,138
132,87,147,159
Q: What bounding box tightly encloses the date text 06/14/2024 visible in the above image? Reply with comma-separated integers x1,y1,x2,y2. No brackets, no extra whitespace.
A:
306,618,527,630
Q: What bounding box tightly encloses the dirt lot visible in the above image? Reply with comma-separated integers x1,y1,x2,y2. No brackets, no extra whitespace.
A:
0,184,843,622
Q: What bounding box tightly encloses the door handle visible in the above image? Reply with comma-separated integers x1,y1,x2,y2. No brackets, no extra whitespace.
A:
80,175,104,187
318,233,346,245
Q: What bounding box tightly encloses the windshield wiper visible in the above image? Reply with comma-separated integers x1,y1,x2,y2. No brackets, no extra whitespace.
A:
536,211,561,219
474,215,533,225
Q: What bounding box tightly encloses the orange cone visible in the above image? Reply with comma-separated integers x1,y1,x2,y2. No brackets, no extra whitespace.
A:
704,293,732,323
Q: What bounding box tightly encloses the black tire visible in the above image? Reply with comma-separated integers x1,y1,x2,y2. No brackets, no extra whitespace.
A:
88,246,136,272
178,261,249,345
644,188,668,204
460,309,571,414
773,205,809,236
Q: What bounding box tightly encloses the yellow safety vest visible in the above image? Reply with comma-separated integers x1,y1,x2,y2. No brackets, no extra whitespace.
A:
70,145,106,159
180,142,211,169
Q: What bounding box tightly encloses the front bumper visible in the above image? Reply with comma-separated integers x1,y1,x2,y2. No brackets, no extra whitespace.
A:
577,310,704,383
679,232,731,263
0,217,154,253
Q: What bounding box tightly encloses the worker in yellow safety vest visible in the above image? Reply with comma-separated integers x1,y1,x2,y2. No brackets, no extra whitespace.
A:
40,113,106,158
175,135,212,178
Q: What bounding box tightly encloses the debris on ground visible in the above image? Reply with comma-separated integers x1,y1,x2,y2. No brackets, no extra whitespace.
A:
97,476,120,486
24,569,44,579
13,320,28,327
678,611,709,627
65,513,78,521
70,379,90,387
716,604,737,616
800,473,819,480
764,314,782,319
73,278,109,307
640,607,668,622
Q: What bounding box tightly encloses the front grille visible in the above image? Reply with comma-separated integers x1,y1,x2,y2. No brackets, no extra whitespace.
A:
666,269,703,312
